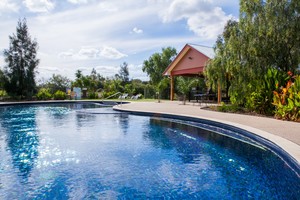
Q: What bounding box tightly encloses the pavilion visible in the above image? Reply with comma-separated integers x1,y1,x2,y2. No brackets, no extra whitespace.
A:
163,43,221,103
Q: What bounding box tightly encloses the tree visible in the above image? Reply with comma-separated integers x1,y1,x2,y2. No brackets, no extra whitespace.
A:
72,68,105,98
142,47,177,99
0,68,5,89
73,70,84,88
205,20,239,100
156,77,169,102
239,0,300,73
46,74,71,94
3,18,39,99
142,47,177,85
117,62,129,84
206,0,300,113
176,77,200,105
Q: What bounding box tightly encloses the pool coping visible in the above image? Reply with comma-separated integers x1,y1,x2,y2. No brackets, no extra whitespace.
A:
113,103,300,175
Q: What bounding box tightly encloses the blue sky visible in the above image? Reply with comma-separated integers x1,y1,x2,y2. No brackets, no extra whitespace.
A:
0,0,239,82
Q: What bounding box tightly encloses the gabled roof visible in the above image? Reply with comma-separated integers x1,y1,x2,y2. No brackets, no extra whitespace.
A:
163,44,214,76
189,43,215,59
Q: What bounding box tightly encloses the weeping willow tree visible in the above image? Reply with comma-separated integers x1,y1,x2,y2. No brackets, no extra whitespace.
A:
205,0,300,113
205,20,240,100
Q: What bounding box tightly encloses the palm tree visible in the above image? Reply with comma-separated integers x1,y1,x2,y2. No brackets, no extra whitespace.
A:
176,77,199,105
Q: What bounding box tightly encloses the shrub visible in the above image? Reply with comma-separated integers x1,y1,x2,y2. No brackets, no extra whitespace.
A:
0,90,8,100
102,91,119,99
245,68,287,115
36,88,52,100
217,102,244,113
88,92,98,99
53,90,67,100
0,90,7,97
273,73,300,121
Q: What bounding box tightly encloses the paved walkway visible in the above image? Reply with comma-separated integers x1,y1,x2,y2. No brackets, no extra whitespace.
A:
114,101,300,163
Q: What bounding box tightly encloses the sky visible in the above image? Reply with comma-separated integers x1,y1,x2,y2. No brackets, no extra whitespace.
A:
0,0,239,82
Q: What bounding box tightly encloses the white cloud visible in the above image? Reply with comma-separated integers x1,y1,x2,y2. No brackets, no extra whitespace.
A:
160,0,232,39
23,0,55,13
186,7,231,39
0,0,19,13
67,0,88,4
58,49,74,58
59,46,127,60
99,46,127,60
0,0,239,81
59,47,99,60
77,47,100,60
94,65,119,77
132,27,143,34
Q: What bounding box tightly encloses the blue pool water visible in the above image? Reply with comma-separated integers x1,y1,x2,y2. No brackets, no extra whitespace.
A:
0,103,299,199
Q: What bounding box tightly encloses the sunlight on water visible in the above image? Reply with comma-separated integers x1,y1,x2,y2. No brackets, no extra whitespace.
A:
0,103,299,199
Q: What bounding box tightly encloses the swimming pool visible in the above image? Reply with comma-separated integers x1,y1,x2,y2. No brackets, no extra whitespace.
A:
0,103,299,199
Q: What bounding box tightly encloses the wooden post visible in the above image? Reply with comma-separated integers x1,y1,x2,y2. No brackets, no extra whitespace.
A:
170,76,174,101
217,81,221,104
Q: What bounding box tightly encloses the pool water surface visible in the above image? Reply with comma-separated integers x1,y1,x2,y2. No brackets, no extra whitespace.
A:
0,103,299,199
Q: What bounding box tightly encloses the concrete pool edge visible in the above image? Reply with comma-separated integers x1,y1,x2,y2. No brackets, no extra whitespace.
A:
113,103,300,175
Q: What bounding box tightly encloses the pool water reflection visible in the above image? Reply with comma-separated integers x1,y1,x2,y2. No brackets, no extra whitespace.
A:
0,103,299,199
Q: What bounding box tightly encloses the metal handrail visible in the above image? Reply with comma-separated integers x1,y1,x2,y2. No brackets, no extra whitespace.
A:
104,92,121,100
102,92,124,106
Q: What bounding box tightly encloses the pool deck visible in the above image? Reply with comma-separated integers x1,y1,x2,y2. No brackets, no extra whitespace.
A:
113,101,300,164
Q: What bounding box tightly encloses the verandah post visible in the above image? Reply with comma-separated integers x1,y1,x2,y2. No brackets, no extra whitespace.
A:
170,75,174,101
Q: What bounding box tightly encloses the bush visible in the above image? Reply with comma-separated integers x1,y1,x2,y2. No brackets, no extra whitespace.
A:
53,90,67,100
36,88,52,100
88,92,98,99
0,90,7,97
102,91,118,99
273,73,300,121
0,90,8,100
245,68,287,115
217,102,244,113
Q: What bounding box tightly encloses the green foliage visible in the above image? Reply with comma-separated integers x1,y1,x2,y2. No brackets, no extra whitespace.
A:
124,84,135,95
156,77,170,101
273,74,300,121
0,90,8,98
245,68,287,115
131,79,146,95
141,46,177,99
46,74,71,94
217,102,244,113
0,69,5,89
176,77,199,104
3,18,39,99
116,62,129,84
142,47,177,87
206,0,300,115
144,84,156,99
87,92,98,99
205,20,238,98
72,68,104,93
36,88,52,100
53,90,67,100
102,91,118,99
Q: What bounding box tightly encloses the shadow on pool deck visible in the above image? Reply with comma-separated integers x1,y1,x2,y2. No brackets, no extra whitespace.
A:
113,101,300,164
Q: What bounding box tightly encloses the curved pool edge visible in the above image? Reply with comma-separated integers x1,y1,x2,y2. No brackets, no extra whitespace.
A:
0,100,127,106
113,103,300,175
